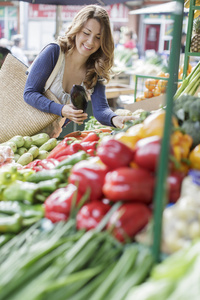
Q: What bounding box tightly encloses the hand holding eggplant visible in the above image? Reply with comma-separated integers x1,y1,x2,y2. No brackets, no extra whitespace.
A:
61,85,88,125
61,104,88,125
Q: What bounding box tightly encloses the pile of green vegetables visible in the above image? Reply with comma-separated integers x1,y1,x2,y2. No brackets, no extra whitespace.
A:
0,216,154,300
173,94,200,147
174,61,200,99
126,239,200,300
1,133,58,165
173,61,200,147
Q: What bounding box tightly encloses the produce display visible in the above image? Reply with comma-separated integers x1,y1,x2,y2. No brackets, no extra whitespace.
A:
1,133,58,165
126,239,200,300
2,58,200,297
0,219,154,300
190,17,200,52
136,71,169,102
185,0,200,19
175,61,200,99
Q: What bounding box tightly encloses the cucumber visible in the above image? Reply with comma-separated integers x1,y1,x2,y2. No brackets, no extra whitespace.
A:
14,154,20,162
28,146,39,159
17,153,33,166
9,135,24,148
39,138,57,152
23,136,33,149
31,133,50,147
17,147,28,156
37,150,49,160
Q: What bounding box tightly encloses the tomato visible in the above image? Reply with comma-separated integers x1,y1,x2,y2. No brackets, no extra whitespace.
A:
144,79,156,91
144,89,153,98
157,79,168,93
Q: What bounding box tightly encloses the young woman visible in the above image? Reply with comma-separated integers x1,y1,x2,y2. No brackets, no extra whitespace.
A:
24,5,134,138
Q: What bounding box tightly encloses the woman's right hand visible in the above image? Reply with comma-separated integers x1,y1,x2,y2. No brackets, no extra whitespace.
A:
61,104,88,125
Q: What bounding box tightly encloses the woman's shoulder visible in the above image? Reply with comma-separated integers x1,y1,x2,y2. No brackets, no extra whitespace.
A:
40,42,60,58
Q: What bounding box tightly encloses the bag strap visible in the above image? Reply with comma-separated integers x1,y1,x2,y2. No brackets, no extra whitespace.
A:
27,42,64,92
44,45,64,91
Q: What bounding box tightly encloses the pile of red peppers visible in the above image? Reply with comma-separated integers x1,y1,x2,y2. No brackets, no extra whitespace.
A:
43,111,190,243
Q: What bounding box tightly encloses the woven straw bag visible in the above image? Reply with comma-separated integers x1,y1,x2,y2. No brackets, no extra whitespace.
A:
0,53,61,143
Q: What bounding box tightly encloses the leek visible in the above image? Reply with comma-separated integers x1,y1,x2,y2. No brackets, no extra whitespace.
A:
174,61,200,99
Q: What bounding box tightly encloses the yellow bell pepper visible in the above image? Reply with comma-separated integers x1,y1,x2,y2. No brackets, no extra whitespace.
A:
142,109,165,138
171,131,193,161
189,145,200,170
114,123,144,150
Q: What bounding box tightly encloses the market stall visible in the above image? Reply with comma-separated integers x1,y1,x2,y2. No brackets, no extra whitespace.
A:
1,0,200,299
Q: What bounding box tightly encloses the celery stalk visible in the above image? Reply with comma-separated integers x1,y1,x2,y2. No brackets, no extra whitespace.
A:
167,256,200,300
179,72,200,96
174,61,200,99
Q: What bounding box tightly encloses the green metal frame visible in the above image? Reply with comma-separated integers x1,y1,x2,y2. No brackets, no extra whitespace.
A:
183,0,200,79
151,0,184,262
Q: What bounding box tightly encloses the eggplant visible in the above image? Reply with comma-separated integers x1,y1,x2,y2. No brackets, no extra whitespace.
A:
70,84,88,112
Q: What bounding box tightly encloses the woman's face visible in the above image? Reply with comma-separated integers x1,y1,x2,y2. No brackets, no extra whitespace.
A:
75,18,101,58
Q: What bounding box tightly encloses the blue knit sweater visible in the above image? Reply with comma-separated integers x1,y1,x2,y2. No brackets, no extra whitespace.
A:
24,43,117,127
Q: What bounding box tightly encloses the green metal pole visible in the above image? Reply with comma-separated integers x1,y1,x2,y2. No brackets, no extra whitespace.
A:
134,75,138,101
152,0,184,262
183,0,195,79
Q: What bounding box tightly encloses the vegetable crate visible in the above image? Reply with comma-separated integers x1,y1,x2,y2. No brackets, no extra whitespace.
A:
133,74,169,102
109,73,130,85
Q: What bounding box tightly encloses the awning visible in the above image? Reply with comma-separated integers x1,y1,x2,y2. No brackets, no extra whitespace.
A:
14,0,128,5
129,1,188,14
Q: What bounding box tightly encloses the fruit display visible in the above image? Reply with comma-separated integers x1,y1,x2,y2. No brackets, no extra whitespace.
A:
178,63,192,81
184,0,200,19
136,71,169,102
191,17,200,52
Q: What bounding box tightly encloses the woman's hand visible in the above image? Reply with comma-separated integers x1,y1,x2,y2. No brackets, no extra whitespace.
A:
61,104,88,125
112,115,137,129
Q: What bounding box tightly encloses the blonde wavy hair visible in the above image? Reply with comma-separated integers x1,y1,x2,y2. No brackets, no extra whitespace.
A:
57,5,114,89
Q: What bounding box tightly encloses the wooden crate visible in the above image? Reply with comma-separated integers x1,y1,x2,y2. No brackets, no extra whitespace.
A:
123,94,166,112
106,83,134,99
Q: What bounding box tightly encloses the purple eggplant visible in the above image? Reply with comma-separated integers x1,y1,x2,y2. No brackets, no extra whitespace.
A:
70,85,88,112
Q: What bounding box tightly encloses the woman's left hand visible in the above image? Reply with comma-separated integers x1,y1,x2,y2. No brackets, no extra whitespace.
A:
112,115,136,129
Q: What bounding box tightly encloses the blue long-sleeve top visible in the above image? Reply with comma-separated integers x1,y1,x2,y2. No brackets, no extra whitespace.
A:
24,43,117,127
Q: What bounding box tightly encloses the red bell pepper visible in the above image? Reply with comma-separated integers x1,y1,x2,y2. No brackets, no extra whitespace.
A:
23,158,59,172
107,203,152,243
81,141,98,157
86,148,97,157
47,137,75,159
69,159,108,201
56,155,70,162
97,138,134,169
81,141,98,151
76,201,111,231
80,132,100,143
167,171,185,203
53,142,84,159
134,136,161,172
103,167,155,204
44,183,83,223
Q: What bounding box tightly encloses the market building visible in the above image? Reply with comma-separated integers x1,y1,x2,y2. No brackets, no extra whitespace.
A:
1,1,200,298
0,1,189,60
